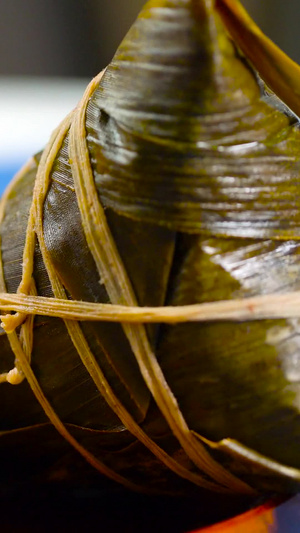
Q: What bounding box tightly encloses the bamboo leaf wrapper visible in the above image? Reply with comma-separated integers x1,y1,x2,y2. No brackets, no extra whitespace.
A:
1,0,300,502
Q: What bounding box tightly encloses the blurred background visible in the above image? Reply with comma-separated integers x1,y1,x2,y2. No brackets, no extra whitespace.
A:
0,0,300,190
1,0,300,77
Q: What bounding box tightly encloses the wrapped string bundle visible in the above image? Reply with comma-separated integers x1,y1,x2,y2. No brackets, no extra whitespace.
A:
2,0,300,501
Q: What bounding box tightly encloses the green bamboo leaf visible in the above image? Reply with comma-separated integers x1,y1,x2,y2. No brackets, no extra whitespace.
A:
1,0,300,502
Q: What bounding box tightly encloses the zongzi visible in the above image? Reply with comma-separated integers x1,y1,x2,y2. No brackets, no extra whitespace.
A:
1,0,300,503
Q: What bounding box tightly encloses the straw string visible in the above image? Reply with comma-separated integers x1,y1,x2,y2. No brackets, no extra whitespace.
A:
0,71,271,495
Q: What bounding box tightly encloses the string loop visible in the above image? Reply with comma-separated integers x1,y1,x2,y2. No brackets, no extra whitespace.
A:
0,72,260,495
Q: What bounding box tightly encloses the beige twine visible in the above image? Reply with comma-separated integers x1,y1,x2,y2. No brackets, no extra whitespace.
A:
3,70,296,494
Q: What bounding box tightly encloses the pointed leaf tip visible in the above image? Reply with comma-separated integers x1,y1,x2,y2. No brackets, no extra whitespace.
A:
98,0,260,139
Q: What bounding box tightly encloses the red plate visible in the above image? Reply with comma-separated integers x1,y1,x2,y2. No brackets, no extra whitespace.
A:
193,495,300,532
